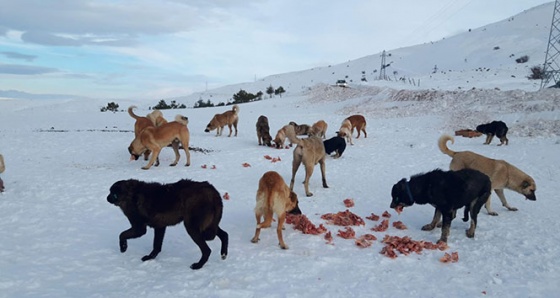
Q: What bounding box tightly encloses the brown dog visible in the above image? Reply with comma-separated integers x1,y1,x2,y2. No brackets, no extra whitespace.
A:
128,106,169,161
205,104,239,137
285,125,328,197
256,115,273,146
128,115,191,170
438,135,536,215
309,120,328,139
288,121,311,136
347,115,367,138
251,171,302,249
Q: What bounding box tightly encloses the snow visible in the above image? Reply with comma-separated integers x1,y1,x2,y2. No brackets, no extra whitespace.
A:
1,3,560,297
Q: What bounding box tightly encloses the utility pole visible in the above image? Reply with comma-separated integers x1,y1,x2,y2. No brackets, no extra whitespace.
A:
541,0,560,89
379,50,387,80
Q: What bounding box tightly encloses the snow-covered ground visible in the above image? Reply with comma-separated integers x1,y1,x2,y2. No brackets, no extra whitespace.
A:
0,85,559,297
1,2,560,297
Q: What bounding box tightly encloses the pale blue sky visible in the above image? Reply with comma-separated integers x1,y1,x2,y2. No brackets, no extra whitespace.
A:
0,0,553,99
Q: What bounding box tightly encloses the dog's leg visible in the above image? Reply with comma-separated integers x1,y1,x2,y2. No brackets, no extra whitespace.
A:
276,212,289,249
467,193,488,238
439,211,453,243
142,147,161,170
319,158,328,189
233,120,238,137
216,227,228,260
290,158,302,191
362,127,367,138
422,209,441,231
169,141,180,166
303,162,315,197
141,227,166,261
251,212,263,243
494,189,517,211
185,223,212,270
143,150,151,161
227,124,233,137
484,194,499,216
259,208,274,229
118,225,147,253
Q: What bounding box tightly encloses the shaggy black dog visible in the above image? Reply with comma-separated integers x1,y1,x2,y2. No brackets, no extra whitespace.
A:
256,115,273,146
390,168,491,243
323,136,346,158
107,179,229,270
476,120,509,146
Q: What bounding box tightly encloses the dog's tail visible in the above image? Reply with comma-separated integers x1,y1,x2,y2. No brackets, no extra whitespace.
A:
174,115,189,126
128,106,141,120
438,135,456,157
232,104,239,114
0,154,5,174
147,110,166,126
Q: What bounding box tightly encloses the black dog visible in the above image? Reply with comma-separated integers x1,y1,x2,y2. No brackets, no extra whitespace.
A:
390,168,491,243
476,120,509,146
107,179,229,270
323,136,346,158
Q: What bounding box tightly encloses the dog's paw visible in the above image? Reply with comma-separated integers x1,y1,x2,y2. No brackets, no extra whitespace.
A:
190,262,203,270
221,253,227,260
119,241,128,253
306,192,314,197
279,243,289,250
251,237,259,243
421,224,436,231
141,254,156,262
487,211,499,216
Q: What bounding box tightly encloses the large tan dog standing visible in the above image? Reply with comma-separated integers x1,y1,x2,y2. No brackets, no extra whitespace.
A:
128,115,191,170
438,135,536,215
205,104,239,137
251,171,302,249
128,106,168,161
285,125,329,197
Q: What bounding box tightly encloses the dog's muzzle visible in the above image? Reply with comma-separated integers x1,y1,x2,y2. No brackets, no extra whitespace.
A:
525,192,536,201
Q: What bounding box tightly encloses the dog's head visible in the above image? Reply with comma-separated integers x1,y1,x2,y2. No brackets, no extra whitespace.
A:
262,134,273,147
390,179,415,211
205,120,217,133
107,180,136,206
288,191,302,215
475,124,488,133
520,179,537,201
128,138,145,160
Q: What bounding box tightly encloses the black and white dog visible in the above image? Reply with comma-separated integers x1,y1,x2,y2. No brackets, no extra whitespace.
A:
323,136,346,158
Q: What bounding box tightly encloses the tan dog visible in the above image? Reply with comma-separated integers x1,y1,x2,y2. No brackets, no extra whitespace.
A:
285,125,329,197
0,154,4,174
256,115,273,146
337,119,354,145
0,154,5,192
128,115,191,170
128,106,168,161
438,135,536,215
205,104,239,137
309,120,328,139
273,125,291,149
251,171,302,249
